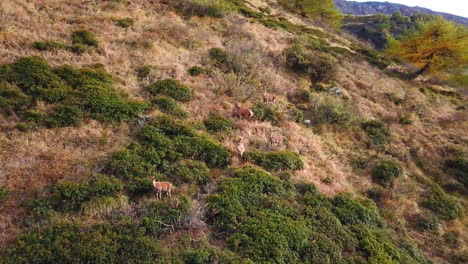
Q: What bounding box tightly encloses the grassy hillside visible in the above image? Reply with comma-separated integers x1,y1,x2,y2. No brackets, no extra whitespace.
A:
0,0,466,263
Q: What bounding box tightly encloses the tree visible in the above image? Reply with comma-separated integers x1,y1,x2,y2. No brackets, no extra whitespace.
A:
287,0,342,27
386,17,468,78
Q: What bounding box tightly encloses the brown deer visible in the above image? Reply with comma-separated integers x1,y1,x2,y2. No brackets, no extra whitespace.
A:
235,138,246,158
263,90,277,104
152,180,173,200
269,131,283,147
233,102,254,119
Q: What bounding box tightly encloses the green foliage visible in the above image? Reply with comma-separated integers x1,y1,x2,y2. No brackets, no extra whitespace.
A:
252,104,281,126
203,112,234,133
243,150,304,171
174,135,232,168
358,48,393,69
150,115,197,138
52,175,123,212
283,0,342,28
2,222,159,264
72,30,99,47
45,105,83,127
414,213,440,232
32,41,68,51
188,66,206,76
152,96,188,118
0,83,33,115
301,232,344,264
115,18,134,28
209,47,228,65
362,120,392,145
372,160,403,187
285,43,337,84
169,160,211,185
422,186,460,220
26,198,54,221
146,79,192,102
445,155,468,187
173,0,232,18
331,193,383,227
141,195,191,236
312,97,357,126
0,187,10,202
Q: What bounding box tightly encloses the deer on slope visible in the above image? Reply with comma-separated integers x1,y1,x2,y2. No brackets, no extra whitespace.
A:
152,180,173,200
233,102,254,119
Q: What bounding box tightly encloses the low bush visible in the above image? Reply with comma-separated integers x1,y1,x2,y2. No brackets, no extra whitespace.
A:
414,213,440,232
445,155,468,187
315,98,355,126
115,18,134,28
331,193,383,227
188,66,206,76
362,120,392,145
252,104,281,126
285,43,337,84
32,41,68,51
45,105,83,127
173,0,232,18
372,160,403,187
174,135,231,168
301,232,344,264
71,30,99,47
169,160,211,185
209,47,228,65
422,186,460,220
0,83,33,115
152,96,188,118
150,115,196,138
145,79,192,102
358,48,392,69
0,187,10,202
26,198,54,221
141,195,192,236
203,112,234,133
243,150,304,171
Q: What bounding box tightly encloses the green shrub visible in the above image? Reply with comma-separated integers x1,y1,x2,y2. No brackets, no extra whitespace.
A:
0,83,33,115
146,79,192,102
174,135,231,168
71,30,99,47
68,44,87,54
316,98,355,126
362,120,392,145
445,156,468,187
188,66,206,76
45,104,83,127
301,232,344,264
150,115,196,138
244,150,304,171
351,225,403,263
174,0,232,18
32,41,68,51
331,193,383,227
87,174,123,197
372,160,403,187
115,18,134,28
52,181,90,212
286,104,304,123
26,198,54,221
0,187,10,202
358,48,392,69
209,47,228,65
415,213,440,232
285,44,337,84
141,195,192,236
152,96,188,118
21,110,47,129
422,186,460,220
203,112,234,133
135,125,176,151
169,160,211,185
252,104,281,126
135,65,153,79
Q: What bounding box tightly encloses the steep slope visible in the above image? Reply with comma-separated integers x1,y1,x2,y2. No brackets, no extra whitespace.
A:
0,0,466,263
334,0,468,25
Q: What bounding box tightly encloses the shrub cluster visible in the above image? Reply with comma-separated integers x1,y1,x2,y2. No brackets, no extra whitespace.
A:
53,174,123,212
285,41,337,84
422,186,460,220
172,0,232,19
362,120,392,145
152,96,188,118
208,47,228,65
315,98,356,126
0,57,147,129
32,41,68,51
0,187,10,203
145,79,192,102
372,160,403,187
445,155,468,187
115,18,134,28
188,65,206,76
244,150,304,171
71,30,99,47
252,104,281,126
206,167,421,264
203,112,234,133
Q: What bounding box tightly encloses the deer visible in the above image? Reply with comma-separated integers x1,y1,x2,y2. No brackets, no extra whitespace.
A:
263,90,277,104
152,180,173,200
233,102,254,119
235,138,246,158
269,131,283,147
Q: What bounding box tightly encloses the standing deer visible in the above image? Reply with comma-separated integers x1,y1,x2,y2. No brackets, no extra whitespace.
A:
233,102,254,119
263,90,277,104
269,131,283,147
235,138,246,158
152,180,173,200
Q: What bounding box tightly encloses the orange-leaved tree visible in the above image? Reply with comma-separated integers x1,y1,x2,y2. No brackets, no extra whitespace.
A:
385,17,468,78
